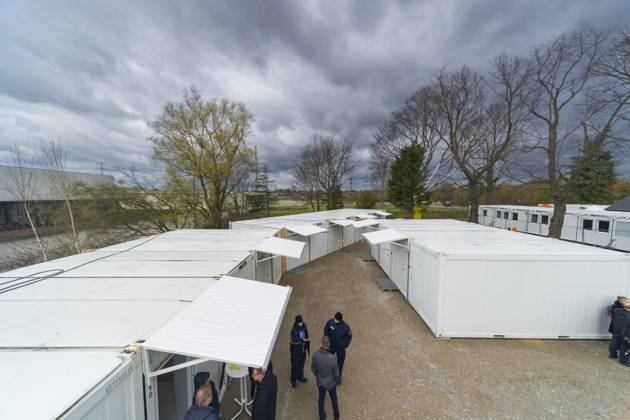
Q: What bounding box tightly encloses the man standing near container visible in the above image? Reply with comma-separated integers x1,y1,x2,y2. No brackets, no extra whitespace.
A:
311,336,340,420
324,312,352,384
251,367,278,420
609,298,630,363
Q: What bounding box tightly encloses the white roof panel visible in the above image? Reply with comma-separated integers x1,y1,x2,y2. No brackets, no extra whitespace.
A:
287,224,328,237
362,229,409,245
0,301,189,347
355,213,378,219
143,276,291,368
255,237,305,259
371,210,392,216
0,350,123,420
329,219,354,227
352,219,380,228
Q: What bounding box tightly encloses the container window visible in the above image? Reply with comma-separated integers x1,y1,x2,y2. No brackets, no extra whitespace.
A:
503,212,508,219
616,221,630,238
531,214,538,223
496,211,501,218
598,220,610,233
512,213,518,221
482,209,487,217
582,219,593,231
541,215,549,225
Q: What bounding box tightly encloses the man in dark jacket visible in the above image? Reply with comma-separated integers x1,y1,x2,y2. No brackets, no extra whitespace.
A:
608,296,628,334
311,336,340,420
290,314,310,388
608,299,630,363
191,372,219,412
324,311,352,384
184,384,220,420
251,367,278,420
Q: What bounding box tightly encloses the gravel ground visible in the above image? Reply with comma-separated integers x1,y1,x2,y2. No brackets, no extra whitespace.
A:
222,242,630,419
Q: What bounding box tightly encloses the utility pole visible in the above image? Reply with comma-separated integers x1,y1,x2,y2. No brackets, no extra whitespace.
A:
98,162,104,175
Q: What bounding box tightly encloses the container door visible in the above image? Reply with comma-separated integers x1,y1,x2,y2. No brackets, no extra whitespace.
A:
613,220,630,251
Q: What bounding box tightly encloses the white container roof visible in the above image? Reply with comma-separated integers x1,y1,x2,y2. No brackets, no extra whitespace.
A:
329,219,354,227
381,220,629,259
370,210,392,216
143,276,291,368
352,219,380,228
363,229,409,245
287,224,328,237
255,237,306,259
355,213,378,219
0,350,123,420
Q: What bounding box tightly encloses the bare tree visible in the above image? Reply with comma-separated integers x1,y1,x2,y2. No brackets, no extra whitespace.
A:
41,140,81,253
292,135,353,210
482,55,532,204
432,67,488,222
317,135,353,209
293,143,323,211
2,145,48,260
524,25,605,237
150,87,255,228
370,147,389,203
372,87,451,194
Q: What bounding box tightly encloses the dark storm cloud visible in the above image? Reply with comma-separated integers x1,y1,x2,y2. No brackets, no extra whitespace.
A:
0,0,628,187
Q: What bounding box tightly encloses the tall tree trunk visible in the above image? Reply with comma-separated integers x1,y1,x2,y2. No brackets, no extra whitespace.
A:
549,194,566,238
468,183,481,223
24,202,47,261
64,198,81,253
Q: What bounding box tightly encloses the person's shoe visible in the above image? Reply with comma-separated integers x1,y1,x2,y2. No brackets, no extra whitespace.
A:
298,377,308,383
291,381,297,388
609,353,618,359
620,361,630,367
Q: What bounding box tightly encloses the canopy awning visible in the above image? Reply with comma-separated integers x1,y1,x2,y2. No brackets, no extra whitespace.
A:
287,224,328,237
142,276,292,369
329,219,354,227
370,210,392,217
362,229,409,245
255,237,305,259
352,219,380,228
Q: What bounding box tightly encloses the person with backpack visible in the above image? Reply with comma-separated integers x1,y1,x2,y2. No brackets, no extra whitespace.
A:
323,311,352,384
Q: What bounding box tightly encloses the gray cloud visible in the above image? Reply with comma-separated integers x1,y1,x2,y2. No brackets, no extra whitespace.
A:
0,0,628,188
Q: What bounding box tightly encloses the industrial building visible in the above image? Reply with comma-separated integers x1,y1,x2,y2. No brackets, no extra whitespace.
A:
0,165,113,230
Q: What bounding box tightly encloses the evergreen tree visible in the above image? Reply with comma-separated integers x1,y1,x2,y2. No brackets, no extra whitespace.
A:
387,144,430,216
569,142,617,204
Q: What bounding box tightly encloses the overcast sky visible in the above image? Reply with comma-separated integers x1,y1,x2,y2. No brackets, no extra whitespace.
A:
0,1,628,188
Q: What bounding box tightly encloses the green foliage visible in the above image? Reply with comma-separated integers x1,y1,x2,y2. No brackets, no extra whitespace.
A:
569,144,617,203
387,144,430,215
355,191,378,209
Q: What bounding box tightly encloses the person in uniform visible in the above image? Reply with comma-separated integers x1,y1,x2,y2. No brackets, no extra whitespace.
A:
323,312,352,384
290,314,310,388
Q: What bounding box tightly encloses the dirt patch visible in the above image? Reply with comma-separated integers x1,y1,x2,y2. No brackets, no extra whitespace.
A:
221,242,630,419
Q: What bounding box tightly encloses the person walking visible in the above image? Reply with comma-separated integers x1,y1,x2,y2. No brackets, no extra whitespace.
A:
251,367,278,420
324,312,352,384
311,336,340,420
290,314,310,388
184,384,220,420
609,297,630,362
